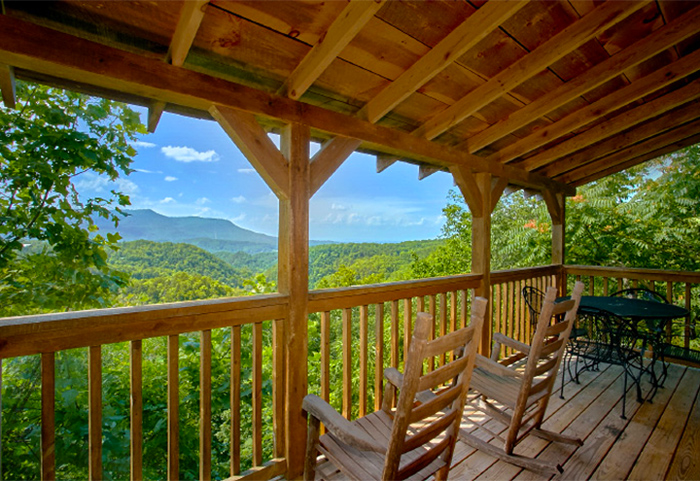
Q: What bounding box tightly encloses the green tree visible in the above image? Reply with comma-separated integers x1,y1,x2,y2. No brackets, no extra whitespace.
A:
0,81,145,316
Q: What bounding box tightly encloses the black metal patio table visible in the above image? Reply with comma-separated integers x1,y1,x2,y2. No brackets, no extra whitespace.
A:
569,295,690,399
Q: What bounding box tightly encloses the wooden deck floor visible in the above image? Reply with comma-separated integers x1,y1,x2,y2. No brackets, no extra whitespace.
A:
314,360,700,481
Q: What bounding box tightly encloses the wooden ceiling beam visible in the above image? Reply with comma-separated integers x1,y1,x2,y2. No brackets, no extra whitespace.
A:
310,137,362,196
412,0,649,141
559,119,700,185
450,165,483,217
376,155,397,173
0,14,572,195
490,46,700,165
167,0,208,67
540,101,700,178
147,101,166,133
358,0,526,124
277,0,385,100
571,133,700,187
210,105,290,200
0,62,16,108
518,79,700,171
468,5,700,153
418,164,440,180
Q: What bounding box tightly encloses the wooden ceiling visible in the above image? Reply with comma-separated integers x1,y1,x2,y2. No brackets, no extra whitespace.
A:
2,0,700,195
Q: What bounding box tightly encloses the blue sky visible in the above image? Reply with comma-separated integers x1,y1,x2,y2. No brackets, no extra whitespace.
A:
79,108,457,243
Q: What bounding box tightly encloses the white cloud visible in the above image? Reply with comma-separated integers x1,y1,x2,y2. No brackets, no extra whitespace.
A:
134,168,162,174
231,213,246,223
231,195,247,204
161,145,220,163
133,140,157,149
238,168,256,174
74,173,139,195
164,176,178,182
196,197,210,205
160,197,176,204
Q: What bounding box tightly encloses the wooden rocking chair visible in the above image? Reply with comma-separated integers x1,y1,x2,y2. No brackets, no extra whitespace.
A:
460,282,584,476
303,297,487,481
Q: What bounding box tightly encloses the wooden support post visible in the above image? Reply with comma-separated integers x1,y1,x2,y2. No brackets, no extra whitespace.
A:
544,190,566,294
451,166,502,355
278,122,310,479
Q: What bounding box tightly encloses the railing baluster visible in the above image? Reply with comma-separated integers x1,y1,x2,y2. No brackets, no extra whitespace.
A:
167,335,179,481
685,283,692,349
439,293,447,366
41,352,55,481
320,311,331,404
450,291,457,361
589,276,594,295
273,319,285,457
130,340,143,481
88,345,102,481
390,300,399,370
359,305,368,417
374,303,384,411
460,290,468,329
230,326,241,476
253,322,263,466
200,330,212,480
403,298,412,363
342,308,352,419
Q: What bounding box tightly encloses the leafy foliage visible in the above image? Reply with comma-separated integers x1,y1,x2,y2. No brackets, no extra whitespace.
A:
0,82,145,316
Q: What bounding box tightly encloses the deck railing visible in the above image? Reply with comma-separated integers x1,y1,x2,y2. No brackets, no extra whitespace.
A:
0,265,697,480
564,265,700,351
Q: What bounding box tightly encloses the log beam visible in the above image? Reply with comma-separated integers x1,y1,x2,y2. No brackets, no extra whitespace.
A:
490,46,700,165
359,0,525,124
278,0,385,100
167,0,208,67
468,5,700,153
310,137,362,196
413,0,649,141
0,14,572,195
518,79,700,171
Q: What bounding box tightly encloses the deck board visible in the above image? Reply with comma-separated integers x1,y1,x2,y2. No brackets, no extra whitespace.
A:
310,361,699,481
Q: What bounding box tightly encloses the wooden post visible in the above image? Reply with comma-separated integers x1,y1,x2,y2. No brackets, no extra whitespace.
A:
544,190,566,295
450,168,507,356
471,173,493,355
279,122,310,479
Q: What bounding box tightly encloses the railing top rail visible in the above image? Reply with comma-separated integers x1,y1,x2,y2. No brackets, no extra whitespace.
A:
490,264,562,284
0,293,289,359
308,273,483,312
564,265,700,283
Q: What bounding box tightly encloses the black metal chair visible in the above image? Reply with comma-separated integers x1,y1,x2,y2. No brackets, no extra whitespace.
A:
522,285,545,328
611,287,670,393
563,307,647,418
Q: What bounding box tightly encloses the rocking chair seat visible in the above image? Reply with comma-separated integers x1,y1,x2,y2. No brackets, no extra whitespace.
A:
316,409,448,480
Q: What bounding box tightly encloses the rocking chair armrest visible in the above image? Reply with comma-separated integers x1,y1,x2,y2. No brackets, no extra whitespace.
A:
492,332,531,355
302,395,386,454
475,353,522,378
384,367,404,389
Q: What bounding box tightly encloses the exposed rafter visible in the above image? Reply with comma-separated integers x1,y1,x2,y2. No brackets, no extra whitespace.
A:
412,0,650,141
148,101,166,133
277,0,385,100
467,5,700,154
167,0,208,67
573,133,700,187
518,79,700,171
418,164,440,180
541,102,700,178
358,0,525,124
0,15,572,195
560,119,700,184
376,155,397,173
0,62,15,108
489,47,700,165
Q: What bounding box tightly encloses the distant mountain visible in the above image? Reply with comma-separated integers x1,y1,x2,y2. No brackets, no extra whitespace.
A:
96,209,333,254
